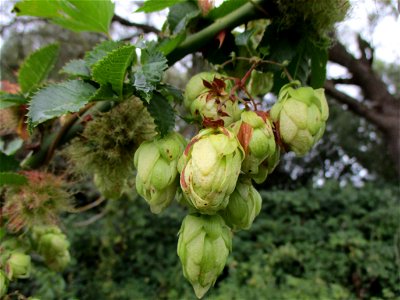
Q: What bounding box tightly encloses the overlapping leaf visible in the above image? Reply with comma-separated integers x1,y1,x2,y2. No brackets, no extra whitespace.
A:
28,80,96,129
13,0,114,35
92,45,136,97
18,43,59,94
136,0,184,13
0,172,27,186
144,92,175,137
84,41,126,68
0,92,27,109
60,59,90,78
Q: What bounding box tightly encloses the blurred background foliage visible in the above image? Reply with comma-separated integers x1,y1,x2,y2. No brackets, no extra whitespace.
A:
1,0,399,299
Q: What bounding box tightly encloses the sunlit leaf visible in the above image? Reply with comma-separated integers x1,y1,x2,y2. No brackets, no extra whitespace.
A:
136,0,184,13
60,59,90,78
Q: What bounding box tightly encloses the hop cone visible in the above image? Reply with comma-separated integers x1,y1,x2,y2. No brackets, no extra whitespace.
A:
177,214,232,298
0,270,7,297
178,127,244,214
32,225,71,272
231,110,277,183
184,72,240,126
220,179,262,230
5,252,31,280
134,132,186,214
271,81,329,156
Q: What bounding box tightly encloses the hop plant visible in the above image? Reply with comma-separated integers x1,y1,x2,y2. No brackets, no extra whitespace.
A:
231,110,277,182
5,252,31,280
177,214,232,299
66,96,157,199
32,225,71,272
271,81,329,156
219,178,262,230
178,127,244,214
3,171,71,232
134,132,187,214
184,72,241,127
0,270,8,298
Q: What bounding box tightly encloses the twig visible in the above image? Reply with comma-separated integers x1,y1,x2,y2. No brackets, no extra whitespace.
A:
73,210,107,227
70,197,106,213
112,14,160,34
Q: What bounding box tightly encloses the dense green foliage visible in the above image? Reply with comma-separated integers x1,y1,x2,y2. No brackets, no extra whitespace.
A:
10,181,399,299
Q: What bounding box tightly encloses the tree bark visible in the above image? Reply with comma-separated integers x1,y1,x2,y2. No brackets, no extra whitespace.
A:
326,39,400,175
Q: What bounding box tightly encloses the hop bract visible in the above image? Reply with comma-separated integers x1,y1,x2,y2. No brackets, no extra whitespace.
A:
134,132,186,214
177,214,232,299
0,270,8,297
179,127,244,214
32,225,71,272
184,72,241,126
220,179,262,230
5,252,31,280
270,81,329,156
231,110,277,182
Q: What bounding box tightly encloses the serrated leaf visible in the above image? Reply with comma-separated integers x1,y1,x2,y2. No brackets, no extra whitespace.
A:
167,1,200,34
18,43,59,94
207,0,247,20
144,92,175,137
291,41,310,85
60,59,90,78
133,46,168,101
158,84,183,104
84,40,126,68
0,172,28,186
90,84,117,101
157,33,186,55
28,80,96,129
0,92,27,109
235,28,257,47
0,138,24,156
0,152,20,172
13,0,114,34
92,45,136,97
310,46,328,88
136,0,184,13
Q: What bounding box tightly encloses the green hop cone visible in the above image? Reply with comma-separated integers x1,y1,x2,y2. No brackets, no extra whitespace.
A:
251,146,280,184
270,81,329,156
5,252,31,280
32,225,71,272
219,179,262,230
185,72,240,126
0,270,8,298
231,110,277,182
177,214,232,299
178,127,244,214
134,132,187,214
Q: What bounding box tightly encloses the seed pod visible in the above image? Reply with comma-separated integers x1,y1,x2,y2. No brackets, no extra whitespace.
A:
179,127,244,214
5,252,31,280
177,214,232,299
271,81,329,156
220,179,262,230
134,132,187,214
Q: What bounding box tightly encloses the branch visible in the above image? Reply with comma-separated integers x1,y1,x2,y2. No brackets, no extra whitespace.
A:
112,14,160,34
330,77,355,85
324,80,384,128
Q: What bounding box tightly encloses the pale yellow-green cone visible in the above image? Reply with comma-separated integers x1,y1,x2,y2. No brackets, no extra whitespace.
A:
0,270,8,297
219,179,262,230
230,111,276,180
184,72,240,126
5,252,31,280
134,132,186,214
177,214,232,299
179,127,244,214
270,81,329,156
32,225,71,272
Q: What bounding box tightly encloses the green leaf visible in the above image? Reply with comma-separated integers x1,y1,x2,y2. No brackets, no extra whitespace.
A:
144,93,175,137
133,45,168,101
13,0,115,34
90,84,117,101
60,59,90,78
158,84,183,104
247,70,273,96
18,43,59,94
136,0,184,13
92,45,136,97
167,1,200,34
310,46,328,88
157,33,186,55
84,41,126,68
0,92,27,109
207,0,247,20
0,138,24,156
28,80,96,129
0,172,28,187
0,152,20,172
291,41,310,85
